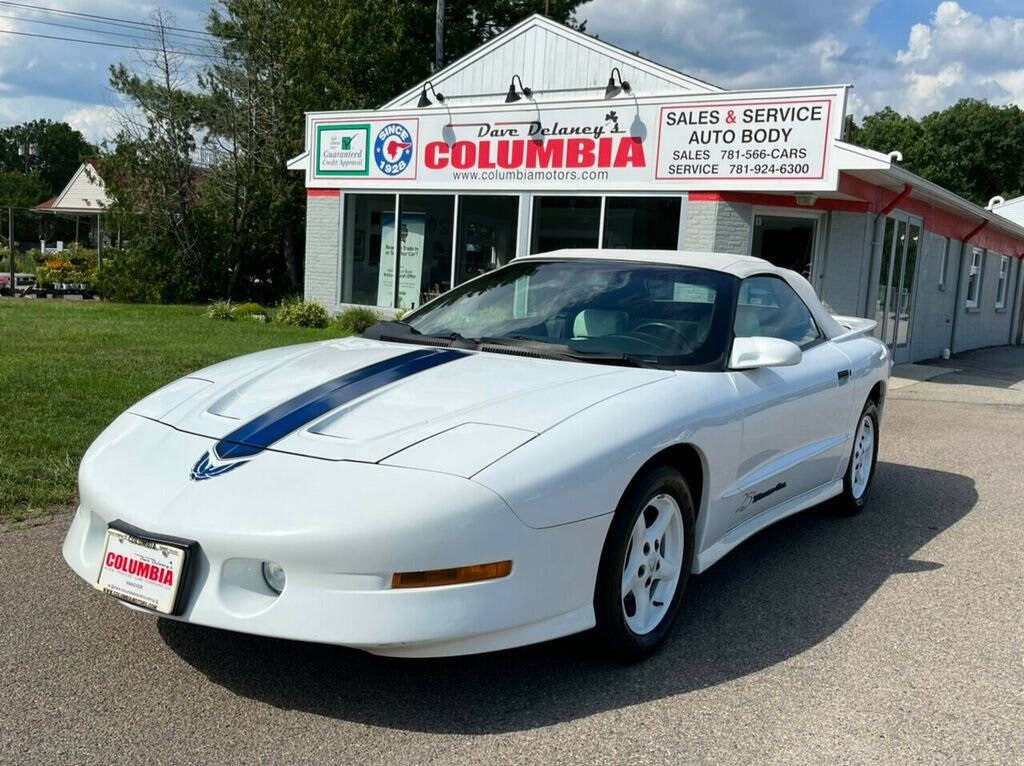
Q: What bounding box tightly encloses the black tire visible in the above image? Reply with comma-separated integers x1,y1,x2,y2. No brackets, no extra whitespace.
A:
594,465,696,661
835,400,880,515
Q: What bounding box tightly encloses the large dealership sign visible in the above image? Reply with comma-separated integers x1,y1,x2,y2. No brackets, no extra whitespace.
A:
307,86,847,192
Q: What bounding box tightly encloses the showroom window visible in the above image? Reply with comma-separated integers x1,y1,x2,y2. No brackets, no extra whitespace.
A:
995,255,1010,309
455,195,519,285
602,197,681,249
531,196,601,252
396,195,454,309
341,193,396,307
965,248,983,308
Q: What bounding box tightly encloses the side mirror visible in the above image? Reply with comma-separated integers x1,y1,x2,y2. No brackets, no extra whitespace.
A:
729,336,803,370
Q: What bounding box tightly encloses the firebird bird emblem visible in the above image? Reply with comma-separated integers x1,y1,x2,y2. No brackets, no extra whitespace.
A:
190,451,249,481
736,482,787,513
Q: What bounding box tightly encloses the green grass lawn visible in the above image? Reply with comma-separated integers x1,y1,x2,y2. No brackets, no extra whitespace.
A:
0,299,352,524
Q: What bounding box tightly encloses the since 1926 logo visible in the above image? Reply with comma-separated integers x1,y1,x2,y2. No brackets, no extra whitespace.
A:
373,123,414,175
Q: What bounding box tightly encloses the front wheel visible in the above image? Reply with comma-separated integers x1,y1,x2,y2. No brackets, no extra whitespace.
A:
594,465,695,661
836,400,880,515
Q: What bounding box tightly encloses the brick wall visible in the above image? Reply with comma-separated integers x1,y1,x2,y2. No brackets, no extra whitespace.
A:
712,201,753,255
682,199,717,251
303,194,340,310
681,200,752,255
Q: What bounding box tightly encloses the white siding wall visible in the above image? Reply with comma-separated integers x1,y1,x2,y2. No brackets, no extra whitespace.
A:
908,231,958,360
386,24,715,108
57,165,110,211
818,212,871,317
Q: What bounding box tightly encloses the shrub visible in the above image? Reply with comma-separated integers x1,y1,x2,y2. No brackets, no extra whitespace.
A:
334,306,381,336
207,300,234,320
276,299,330,328
94,248,173,303
232,301,270,322
0,248,37,274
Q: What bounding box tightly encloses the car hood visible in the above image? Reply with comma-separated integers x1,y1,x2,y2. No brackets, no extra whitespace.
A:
131,337,667,471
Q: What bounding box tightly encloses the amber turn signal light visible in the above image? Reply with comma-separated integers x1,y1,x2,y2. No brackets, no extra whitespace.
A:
391,560,512,589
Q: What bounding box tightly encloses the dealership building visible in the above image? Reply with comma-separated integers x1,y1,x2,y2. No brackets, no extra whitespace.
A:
288,14,1024,363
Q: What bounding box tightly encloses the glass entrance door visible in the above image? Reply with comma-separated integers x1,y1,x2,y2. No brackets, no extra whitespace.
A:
874,212,922,362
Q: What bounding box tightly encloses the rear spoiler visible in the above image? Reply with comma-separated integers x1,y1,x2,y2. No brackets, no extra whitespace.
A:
831,315,877,342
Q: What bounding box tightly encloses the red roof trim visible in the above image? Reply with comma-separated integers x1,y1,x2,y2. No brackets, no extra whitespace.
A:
307,189,341,198
688,191,869,213
839,173,1024,256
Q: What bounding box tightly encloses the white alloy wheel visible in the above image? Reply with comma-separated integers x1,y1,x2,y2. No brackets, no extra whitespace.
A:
620,493,685,635
850,414,875,499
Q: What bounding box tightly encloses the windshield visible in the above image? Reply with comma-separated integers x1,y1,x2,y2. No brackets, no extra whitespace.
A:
403,259,737,369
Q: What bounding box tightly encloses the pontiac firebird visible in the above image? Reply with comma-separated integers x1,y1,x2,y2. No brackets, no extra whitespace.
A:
63,250,889,659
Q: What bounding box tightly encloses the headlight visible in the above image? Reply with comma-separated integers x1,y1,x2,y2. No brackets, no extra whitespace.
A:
261,561,286,593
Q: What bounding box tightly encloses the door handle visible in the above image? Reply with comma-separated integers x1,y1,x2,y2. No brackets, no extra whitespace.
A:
837,369,851,384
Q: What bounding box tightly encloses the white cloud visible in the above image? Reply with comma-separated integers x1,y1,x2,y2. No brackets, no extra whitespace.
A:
0,0,208,131
64,104,120,144
583,0,1024,119
886,2,1024,115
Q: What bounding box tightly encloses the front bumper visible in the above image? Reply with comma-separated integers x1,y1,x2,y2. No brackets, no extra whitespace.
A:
62,415,609,657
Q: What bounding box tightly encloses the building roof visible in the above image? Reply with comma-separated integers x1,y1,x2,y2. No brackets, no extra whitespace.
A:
379,13,721,110
992,195,1024,226
830,141,1024,251
34,161,111,215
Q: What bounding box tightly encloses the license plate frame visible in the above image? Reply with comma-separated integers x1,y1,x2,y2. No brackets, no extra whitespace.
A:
95,520,199,616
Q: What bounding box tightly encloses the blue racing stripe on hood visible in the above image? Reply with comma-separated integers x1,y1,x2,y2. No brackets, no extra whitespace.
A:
214,348,465,460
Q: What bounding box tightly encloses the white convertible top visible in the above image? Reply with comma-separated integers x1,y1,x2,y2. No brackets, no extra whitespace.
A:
517,249,845,339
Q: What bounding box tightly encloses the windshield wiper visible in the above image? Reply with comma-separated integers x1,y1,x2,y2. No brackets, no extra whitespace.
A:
474,336,651,368
365,325,650,367
363,321,478,347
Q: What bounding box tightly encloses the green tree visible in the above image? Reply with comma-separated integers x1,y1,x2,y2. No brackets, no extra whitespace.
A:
406,0,588,72
103,11,213,302
915,100,1024,205
849,106,924,162
199,0,589,298
0,120,96,196
102,0,589,302
0,171,49,210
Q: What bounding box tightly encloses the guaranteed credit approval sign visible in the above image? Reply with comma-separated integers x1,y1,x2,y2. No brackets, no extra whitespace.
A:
305,86,847,192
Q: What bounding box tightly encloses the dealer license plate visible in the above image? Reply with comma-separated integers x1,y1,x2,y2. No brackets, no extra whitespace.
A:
96,526,188,614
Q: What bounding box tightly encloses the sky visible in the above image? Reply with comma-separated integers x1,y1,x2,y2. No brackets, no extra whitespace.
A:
1,1,1024,143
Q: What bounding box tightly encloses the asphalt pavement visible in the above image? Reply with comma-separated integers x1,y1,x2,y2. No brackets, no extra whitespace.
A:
2,346,1022,765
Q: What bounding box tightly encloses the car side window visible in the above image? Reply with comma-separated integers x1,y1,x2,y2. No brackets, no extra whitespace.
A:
734,276,823,347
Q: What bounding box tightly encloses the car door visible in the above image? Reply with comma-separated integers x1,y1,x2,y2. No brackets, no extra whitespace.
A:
725,275,852,525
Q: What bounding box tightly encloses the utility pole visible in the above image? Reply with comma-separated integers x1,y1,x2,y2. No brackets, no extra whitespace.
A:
7,207,13,295
96,214,103,275
434,0,444,72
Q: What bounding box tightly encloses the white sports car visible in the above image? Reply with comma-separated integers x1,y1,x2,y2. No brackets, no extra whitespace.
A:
63,249,889,659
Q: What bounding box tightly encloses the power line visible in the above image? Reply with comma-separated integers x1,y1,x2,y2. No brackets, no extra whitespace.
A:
0,28,221,59
0,1,216,39
0,11,220,50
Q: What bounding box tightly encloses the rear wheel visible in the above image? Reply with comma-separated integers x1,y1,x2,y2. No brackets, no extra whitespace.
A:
836,400,879,515
594,465,695,661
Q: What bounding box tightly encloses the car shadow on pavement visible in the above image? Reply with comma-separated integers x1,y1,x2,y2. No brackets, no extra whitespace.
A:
159,461,976,734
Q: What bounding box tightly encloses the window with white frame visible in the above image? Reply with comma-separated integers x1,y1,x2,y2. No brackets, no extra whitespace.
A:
995,255,1010,309
938,237,950,289
965,248,983,308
